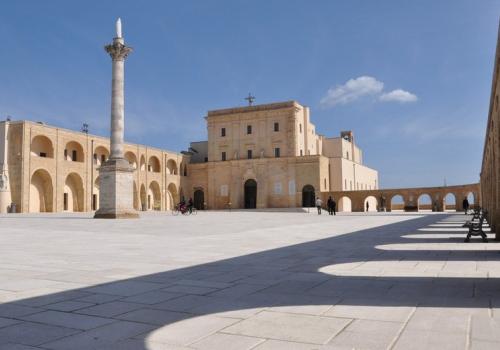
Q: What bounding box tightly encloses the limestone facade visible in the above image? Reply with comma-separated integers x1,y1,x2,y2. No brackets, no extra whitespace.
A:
481,24,500,239
322,183,480,213
0,120,188,213
188,101,378,209
0,101,379,213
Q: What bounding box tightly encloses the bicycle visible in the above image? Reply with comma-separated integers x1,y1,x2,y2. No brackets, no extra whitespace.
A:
172,204,197,216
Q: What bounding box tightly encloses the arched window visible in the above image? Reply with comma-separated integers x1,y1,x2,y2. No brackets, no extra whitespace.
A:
31,135,54,158
64,141,84,162
148,156,161,173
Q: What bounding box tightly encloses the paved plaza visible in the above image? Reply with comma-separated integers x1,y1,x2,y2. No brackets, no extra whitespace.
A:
0,211,498,349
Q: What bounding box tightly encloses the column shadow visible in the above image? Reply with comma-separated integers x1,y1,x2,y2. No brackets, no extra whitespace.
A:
0,213,498,349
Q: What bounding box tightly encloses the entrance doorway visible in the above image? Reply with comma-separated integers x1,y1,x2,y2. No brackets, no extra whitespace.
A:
194,189,204,210
244,179,257,209
302,185,315,207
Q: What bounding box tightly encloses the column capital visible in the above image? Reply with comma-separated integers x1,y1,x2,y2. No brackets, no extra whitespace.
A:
105,39,132,61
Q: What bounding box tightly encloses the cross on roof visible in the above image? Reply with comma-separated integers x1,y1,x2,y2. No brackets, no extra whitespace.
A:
244,93,255,106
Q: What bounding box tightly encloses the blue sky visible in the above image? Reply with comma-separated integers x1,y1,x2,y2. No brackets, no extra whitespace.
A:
0,1,498,188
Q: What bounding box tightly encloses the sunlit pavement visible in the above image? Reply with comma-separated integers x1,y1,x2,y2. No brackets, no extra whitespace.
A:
0,210,498,349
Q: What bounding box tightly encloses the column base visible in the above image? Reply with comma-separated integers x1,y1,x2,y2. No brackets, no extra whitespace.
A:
94,210,139,219
94,158,139,219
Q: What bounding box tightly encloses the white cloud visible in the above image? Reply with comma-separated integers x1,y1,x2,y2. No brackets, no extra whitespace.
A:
320,76,384,107
379,89,418,103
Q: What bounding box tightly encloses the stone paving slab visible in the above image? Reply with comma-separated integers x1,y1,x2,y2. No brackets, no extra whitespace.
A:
0,211,498,349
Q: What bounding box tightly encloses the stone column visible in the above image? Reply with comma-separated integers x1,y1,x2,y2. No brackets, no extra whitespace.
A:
0,121,12,213
107,37,130,159
95,20,138,219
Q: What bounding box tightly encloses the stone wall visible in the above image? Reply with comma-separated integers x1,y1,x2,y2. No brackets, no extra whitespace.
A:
1,121,188,213
481,24,500,239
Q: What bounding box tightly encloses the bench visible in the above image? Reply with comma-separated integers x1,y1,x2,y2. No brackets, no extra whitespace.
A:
463,209,488,242
471,208,481,220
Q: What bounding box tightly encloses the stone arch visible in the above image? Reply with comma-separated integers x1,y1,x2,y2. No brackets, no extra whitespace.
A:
166,159,178,175
302,185,315,207
390,194,405,211
125,151,138,170
179,187,185,202
148,181,161,210
444,193,457,211
64,141,84,162
244,179,257,209
140,155,146,171
92,177,100,211
467,192,475,207
363,195,378,212
29,169,53,212
194,189,205,210
166,183,179,210
94,146,109,166
31,135,54,158
133,181,139,210
338,196,352,212
64,172,84,212
148,156,161,173
140,184,146,210
417,193,432,211
180,161,188,176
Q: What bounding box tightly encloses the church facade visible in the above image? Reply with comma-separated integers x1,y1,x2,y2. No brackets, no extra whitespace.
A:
188,101,378,210
0,100,378,213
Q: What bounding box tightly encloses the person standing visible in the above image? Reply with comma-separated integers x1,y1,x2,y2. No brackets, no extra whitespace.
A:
366,201,370,212
316,197,323,215
327,196,333,215
462,197,470,215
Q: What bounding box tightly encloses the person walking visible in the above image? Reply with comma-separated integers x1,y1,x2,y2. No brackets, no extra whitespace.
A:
366,201,370,212
315,197,323,215
462,197,470,215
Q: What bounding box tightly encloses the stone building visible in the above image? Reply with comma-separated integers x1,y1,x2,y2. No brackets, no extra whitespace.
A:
0,120,188,214
0,101,378,212
0,101,378,213
188,101,378,210
481,24,500,239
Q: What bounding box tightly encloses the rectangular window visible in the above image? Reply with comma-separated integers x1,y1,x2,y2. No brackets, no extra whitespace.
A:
274,147,280,158
247,150,253,159
221,127,226,137
63,193,68,211
247,125,252,134
274,122,279,132
39,152,47,158
274,182,282,195
220,185,228,196
344,179,347,190
221,152,226,161
72,150,77,162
